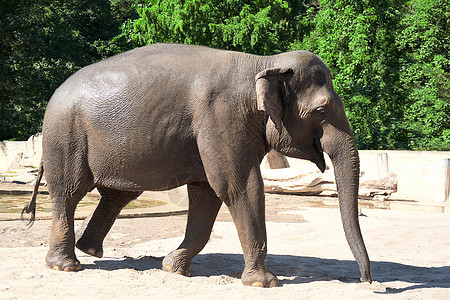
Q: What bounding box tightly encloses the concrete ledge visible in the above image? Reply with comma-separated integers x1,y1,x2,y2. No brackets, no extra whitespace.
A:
0,186,189,221
0,203,188,222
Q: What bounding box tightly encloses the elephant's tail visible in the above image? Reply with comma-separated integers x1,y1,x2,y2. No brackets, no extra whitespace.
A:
21,161,43,227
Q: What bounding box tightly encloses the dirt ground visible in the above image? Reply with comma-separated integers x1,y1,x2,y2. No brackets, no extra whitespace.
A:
1,192,450,299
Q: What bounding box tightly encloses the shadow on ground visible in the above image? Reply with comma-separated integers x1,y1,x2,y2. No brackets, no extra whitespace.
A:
83,253,450,293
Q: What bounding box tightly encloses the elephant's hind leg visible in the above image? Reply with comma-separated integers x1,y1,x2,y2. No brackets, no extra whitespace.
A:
76,187,142,258
46,191,88,272
162,181,222,276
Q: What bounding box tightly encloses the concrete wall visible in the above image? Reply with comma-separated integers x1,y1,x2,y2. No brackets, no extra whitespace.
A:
0,134,42,171
283,150,450,203
1,134,448,203
358,150,450,203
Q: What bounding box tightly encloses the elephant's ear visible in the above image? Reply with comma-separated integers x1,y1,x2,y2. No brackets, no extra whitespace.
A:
255,67,293,134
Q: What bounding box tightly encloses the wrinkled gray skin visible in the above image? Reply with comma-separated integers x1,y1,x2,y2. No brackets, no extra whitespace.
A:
35,43,371,287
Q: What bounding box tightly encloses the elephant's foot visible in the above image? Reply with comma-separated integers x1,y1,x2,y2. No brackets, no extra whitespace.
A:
75,236,104,258
241,268,279,288
46,251,82,272
162,249,192,276
74,214,103,258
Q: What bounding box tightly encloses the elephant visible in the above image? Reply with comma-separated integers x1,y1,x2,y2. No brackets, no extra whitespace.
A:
23,43,372,287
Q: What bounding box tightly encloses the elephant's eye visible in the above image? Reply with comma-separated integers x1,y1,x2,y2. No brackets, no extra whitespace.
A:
316,107,326,116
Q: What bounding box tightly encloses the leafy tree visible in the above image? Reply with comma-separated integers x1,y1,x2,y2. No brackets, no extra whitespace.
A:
115,0,309,55
296,0,449,150
110,0,142,24
295,0,406,149
0,0,119,140
397,0,450,150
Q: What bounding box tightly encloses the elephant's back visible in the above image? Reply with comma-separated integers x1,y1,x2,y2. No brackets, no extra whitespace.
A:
46,44,220,113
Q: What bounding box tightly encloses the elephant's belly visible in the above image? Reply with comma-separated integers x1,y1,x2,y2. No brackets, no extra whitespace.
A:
95,170,206,191
90,151,207,192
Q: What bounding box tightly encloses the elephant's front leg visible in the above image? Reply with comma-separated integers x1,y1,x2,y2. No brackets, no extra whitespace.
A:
163,182,222,276
225,167,278,288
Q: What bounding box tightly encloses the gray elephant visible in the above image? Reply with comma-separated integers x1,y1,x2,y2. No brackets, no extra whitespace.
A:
23,43,371,287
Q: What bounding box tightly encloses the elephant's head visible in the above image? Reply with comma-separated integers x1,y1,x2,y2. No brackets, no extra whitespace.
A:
256,51,372,283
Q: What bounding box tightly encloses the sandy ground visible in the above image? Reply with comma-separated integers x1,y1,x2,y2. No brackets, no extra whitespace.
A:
1,193,450,299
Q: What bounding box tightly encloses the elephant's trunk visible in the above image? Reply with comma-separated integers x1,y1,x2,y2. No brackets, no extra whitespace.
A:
321,124,372,283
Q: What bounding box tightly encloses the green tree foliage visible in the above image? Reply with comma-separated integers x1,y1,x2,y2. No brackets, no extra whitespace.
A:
0,0,119,140
115,0,309,55
295,0,406,149
397,0,450,150
110,0,141,24
295,0,449,150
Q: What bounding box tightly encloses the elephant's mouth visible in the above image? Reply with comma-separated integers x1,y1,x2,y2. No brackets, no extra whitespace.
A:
313,137,326,173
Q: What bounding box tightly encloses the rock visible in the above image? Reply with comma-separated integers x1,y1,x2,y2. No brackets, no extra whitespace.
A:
261,153,398,200
262,166,337,196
